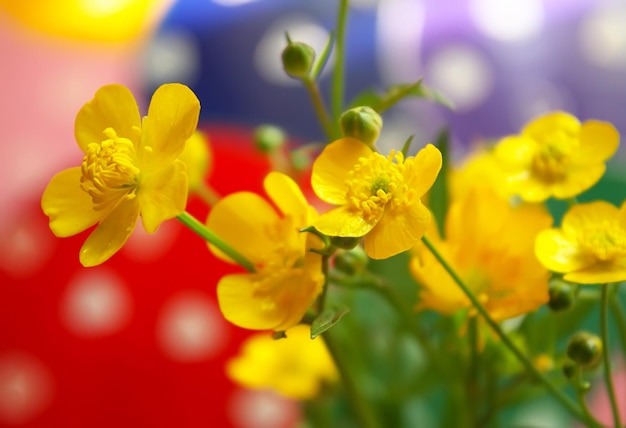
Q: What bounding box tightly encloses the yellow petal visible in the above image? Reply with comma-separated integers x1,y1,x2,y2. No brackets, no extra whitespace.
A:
534,229,594,273
217,273,291,330
494,135,535,171
206,192,279,264
564,261,626,284
364,201,430,259
264,172,311,221
273,271,324,332
313,205,376,237
405,144,443,197
561,201,619,236
75,84,142,153
79,198,141,267
411,241,469,314
510,175,552,202
522,111,580,140
551,164,605,199
41,167,102,237
576,120,619,163
141,83,200,169
311,137,372,204
138,159,188,234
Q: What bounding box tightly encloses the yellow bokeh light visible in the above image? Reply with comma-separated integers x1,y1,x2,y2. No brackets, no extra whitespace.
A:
0,0,172,43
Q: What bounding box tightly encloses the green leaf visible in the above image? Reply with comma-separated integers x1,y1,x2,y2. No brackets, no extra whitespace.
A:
428,128,450,238
310,305,350,338
348,79,455,112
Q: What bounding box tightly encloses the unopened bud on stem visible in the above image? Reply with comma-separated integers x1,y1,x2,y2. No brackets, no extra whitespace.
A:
340,106,383,147
281,36,315,79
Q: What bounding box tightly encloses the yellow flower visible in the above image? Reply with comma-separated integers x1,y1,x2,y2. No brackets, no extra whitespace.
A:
206,172,324,332
311,138,442,260
226,324,337,400
41,83,200,267
450,144,511,201
535,201,626,284
494,111,619,202
179,130,212,191
410,187,552,321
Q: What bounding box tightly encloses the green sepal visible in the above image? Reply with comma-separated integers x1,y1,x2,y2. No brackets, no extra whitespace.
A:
400,134,414,158
310,305,350,339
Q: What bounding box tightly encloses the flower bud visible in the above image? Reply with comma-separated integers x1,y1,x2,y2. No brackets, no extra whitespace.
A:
562,360,577,380
281,40,315,79
566,332,602,368
333,246,368,276
254,125,286,153
548,278,576,312
339,106,383,147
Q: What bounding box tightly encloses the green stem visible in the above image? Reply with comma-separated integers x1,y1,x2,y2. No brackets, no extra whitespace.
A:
574,366,603,428
176,211,256,273
609,285,626,365
420,236,593,426
601,283,622,428
323,328,379,428
193,182,221,207
303,78,335,141
331,0,349,133
319,257,379,428
467,316,480,428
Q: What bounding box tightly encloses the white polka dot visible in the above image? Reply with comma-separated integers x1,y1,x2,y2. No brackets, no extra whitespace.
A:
469,0,544,42
376,0,425,84
254,15,334,86
61,269,132,336
0,215,54,278
426,44,493,112
143,29,201,87
579,2,626,70
0,352,53,425
156,292,228,362
228,389,299,428
122,219,180,262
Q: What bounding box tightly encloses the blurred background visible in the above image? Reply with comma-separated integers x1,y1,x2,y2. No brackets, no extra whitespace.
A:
0,0,625,427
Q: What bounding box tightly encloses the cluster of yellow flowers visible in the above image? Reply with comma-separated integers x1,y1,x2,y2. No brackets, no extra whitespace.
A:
41,80,624,423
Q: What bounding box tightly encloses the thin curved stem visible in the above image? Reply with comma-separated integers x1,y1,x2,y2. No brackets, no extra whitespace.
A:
176,211,256,272
303,78,335,141
421,236,594,426
574,366,604,428
319,257,379,428
194,182,221,207
609,286,626,367
331,0,349,133
601,283,622,428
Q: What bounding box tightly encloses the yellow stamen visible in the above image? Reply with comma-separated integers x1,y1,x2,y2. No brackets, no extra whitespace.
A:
344,150,412,223
579,221,626,261
531,132,577,183
80,127,140,211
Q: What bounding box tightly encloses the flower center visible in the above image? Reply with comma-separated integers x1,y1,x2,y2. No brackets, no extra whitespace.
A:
579,221,626,262
80,127,140,211
345,151,410,223
531,132,576,183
